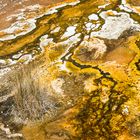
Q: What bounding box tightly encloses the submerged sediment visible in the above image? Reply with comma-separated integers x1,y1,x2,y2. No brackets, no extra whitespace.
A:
0,0,140,139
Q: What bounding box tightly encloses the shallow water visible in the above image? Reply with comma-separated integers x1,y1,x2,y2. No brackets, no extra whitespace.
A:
0,0,140,140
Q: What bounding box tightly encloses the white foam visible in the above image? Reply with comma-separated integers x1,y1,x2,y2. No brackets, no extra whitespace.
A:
61,26,76,39
86,23,93,28
0,19,36,41
40,34,53,48
91,11,140,39
18,54,32,64
88,13,99,20
68,0,80,6
98,3,110,9
85,22,96,31
51,26,61,33
122,0,127,5
63,33,81,45
120,0,140,15
119,5,133,12
58,62,70,72
0,1,80,41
